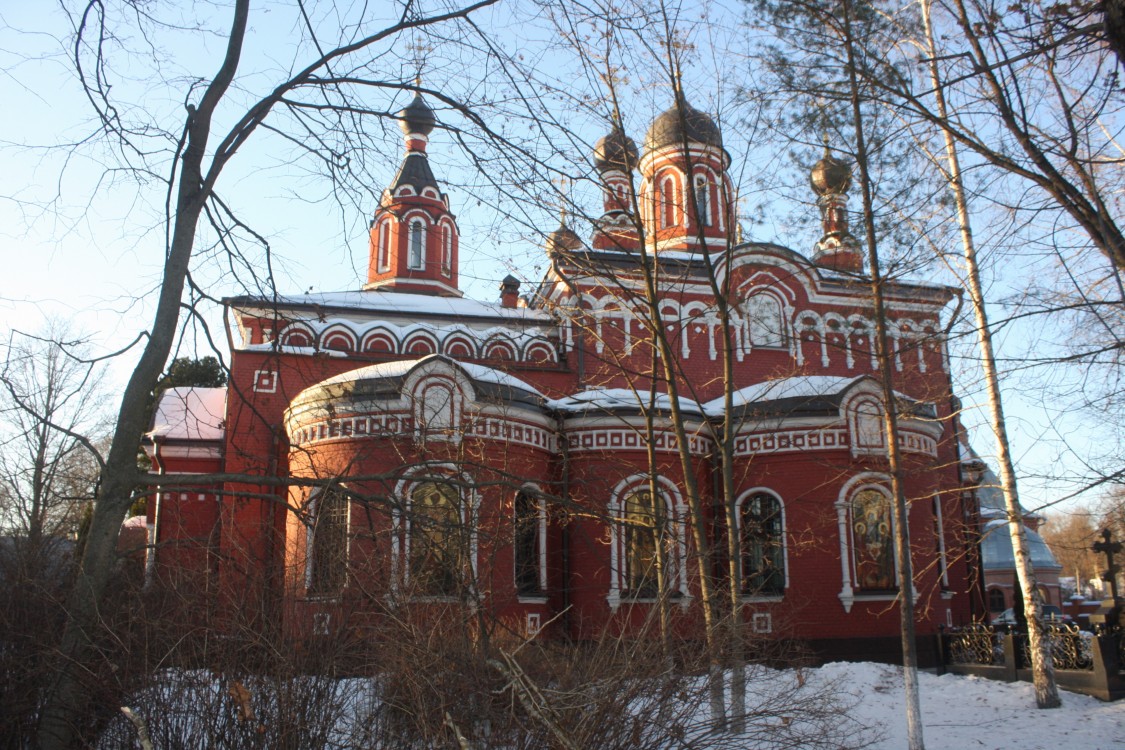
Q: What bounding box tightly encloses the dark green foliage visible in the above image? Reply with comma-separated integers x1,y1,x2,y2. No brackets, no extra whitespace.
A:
157,356,228,393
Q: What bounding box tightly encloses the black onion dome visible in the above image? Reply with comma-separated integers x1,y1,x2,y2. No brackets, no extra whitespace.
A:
810,154,852,196
398,93,436,136
644,100,722,151
593,128,639,172
547,222,583,252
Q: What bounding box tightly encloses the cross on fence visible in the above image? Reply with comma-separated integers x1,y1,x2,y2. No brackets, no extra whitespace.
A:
1092,528,1123,601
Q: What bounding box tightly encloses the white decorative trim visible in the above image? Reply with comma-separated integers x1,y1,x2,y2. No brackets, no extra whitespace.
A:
732,428,848,456
735,487,788,596
253,369,278,393
392,463,480,597
606,474,690,610
565,427,710,456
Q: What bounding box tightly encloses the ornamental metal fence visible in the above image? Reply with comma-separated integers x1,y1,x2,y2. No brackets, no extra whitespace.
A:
937,623,1124,701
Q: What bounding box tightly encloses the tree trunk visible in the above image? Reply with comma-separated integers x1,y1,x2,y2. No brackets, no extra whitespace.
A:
919,0,1060,709
841,1,925,746
36,4,251,746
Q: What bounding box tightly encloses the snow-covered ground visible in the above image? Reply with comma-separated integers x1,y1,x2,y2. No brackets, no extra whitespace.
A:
817,661,1125,750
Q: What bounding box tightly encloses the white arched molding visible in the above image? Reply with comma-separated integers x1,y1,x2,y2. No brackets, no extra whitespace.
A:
794,311,828,367
743,290,789,350
606,474,690,611
392,464,480,601
514,482,549,601
835,472,892,613
842,384,887,457
279,321,316,348
401,360,476,446
734,487,788,601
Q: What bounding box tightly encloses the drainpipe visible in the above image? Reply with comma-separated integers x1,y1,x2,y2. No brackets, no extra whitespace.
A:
145,437,165,590
555,409,572,638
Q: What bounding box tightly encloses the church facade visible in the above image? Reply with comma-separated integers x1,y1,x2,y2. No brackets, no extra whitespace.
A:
144,93,985,663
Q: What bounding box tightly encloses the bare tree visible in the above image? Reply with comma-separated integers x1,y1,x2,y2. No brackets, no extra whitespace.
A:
30,2,510,746
0,325,105,550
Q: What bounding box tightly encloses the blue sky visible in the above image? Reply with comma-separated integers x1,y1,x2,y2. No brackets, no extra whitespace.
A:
0,0,1115,516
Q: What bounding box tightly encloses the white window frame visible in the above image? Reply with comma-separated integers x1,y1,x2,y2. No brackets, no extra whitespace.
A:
607,475,689,610
735,488,787,601
408,219,426,270
514,485,548,600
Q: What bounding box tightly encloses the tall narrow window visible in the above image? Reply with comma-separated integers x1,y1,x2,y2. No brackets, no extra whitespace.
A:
378,221,390,272
851,488,894,591
693,174,711,227
740,493,784,596
988,588,1006,612
441,224,452,276
308,489,348,596
409,482,462,596
659,176,676,228
624,490,664,598
514,491,542,596
408,220,425,270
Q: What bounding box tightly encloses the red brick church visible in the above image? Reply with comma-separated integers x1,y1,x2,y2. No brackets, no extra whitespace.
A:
143,93,984,662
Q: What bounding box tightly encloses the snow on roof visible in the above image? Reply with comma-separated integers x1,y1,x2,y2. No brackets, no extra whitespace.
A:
122,515,148,529
316,355,545,397
549,387,702,414
701,375,921,416
701,375,864,416
236,289,551,322
148,387,226,442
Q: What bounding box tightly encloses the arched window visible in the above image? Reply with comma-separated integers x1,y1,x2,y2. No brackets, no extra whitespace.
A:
514,490,545,596
441,224,453,276
740,492,784,596
659,176,676,229
851,488,895,591
623,490,665,598
378,221,390,272
408,219,425,270
988,588,1006,612
745,293,786,348
307,489,348,596
693,174,711,227
409,482,463,596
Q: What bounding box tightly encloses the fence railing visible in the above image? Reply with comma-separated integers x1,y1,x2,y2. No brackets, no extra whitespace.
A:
937,623,1125,701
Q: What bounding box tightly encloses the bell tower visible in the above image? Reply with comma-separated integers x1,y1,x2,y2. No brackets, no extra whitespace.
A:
366,92,461,296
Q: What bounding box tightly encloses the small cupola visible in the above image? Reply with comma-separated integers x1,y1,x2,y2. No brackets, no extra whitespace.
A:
546,214,584,257
591,127,641,252
638,94,734,254
365,90,461,297
810,148,864,273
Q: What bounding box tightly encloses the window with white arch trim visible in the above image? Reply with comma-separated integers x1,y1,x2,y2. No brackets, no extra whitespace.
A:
377,221,391,272
514,489,547,597
306,487,349,596
744,293,787,348
408,219,426,270
608,478,688,606
659,175,677,229
441,224,453,276
851,487,895,592
407,481,464,596
693,174,711,227
738,491,785,596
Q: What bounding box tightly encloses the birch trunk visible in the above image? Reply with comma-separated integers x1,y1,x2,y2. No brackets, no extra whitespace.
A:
919,0,1060,709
